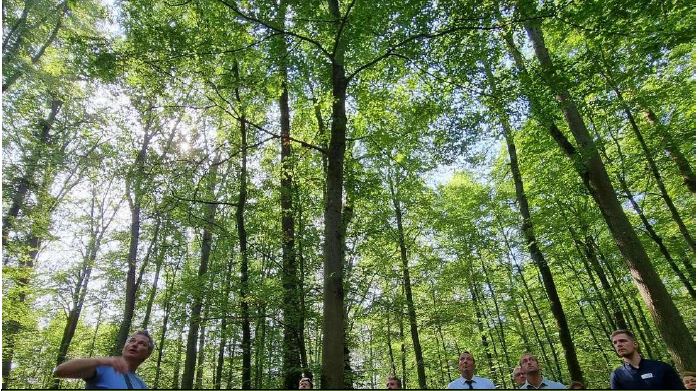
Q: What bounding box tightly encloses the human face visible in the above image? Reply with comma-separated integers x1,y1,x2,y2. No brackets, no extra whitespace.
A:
513,367,526,386
122,334,151,362
386,378,400,389
458,352,476,376
611,333,637,358
683,375,696,390
520,354,540,373
299,379,312,389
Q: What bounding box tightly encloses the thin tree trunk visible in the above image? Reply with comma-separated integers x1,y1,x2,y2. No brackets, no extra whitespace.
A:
153,273,175,390
195,303,209,389
514,0,696,371
173,331,184,390
215,255,235,389
388,178,427,388
644,108,695,194
296,199,309,370
230,60,252,390
141,233,166,330
114,119,154,354
181,155,219,389
478,255,512,383
484,58,582,383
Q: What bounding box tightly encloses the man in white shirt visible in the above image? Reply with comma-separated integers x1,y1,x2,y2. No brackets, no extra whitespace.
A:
447,351,497,389
519,352,565,389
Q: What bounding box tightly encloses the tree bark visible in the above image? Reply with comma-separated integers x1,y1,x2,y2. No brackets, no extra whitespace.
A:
278,2,303,387
321,0,348,388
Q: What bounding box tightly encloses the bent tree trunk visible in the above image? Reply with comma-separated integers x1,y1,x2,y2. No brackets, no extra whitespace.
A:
516,0,696,372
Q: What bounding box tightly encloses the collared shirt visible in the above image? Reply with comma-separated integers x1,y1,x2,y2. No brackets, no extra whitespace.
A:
447,375,497,389
85,365,148,389
520,377,566,389
610,358,684,389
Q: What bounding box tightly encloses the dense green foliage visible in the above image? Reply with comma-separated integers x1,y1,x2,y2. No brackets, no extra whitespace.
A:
3,0,695,389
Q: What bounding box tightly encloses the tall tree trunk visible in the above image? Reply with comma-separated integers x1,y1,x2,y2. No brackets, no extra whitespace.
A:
398,300,407,390
643,108,695,194
114,120,154,354
513,0,696,372
278,3,303,387
388,178,427,388
232,60,253,390
485,59,582,383
296,199,309,370
321,0,348,387
181,156,218,389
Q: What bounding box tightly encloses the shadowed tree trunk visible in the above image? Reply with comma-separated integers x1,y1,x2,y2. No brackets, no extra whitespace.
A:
321,0,348,387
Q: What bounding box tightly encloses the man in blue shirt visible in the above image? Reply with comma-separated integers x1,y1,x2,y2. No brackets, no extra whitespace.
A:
54,330,153,389
518,352,566,389
447,351,497,389
609,329,684,389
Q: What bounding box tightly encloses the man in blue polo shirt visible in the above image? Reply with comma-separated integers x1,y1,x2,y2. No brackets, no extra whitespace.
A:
54,330,153,389
609,329,684,389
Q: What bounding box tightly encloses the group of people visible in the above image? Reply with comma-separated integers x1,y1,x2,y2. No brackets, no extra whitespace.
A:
53,328,695,389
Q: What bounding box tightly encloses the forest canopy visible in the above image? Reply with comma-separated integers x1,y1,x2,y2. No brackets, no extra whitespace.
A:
2,0,696,389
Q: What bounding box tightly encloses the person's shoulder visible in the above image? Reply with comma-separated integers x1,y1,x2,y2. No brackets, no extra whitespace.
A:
447,377,461,389
474,375,496,387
